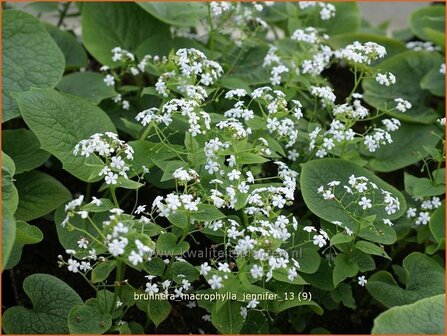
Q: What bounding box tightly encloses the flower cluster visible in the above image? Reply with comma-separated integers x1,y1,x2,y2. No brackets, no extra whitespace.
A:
406,196,442,226
73,132,134,185
318,174,401,226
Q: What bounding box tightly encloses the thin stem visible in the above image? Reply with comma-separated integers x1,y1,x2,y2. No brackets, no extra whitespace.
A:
57,2,71,28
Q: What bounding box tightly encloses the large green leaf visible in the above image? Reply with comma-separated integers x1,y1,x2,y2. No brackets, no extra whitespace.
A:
15,170,71,222
366,252,445,308
82,2,170,66
147,299,171,327
4,220,43,270
45,23,88,69
363,123,441,172
410,6,445,47
372,294,445,334
137,2,207,27
2,206,16,271
363,51,443,124
2,129,50,174
54,206,102,251
429,202,445,245
211,300,245,334
300,158,406,243
2,274,83,334
56,72,117,104
68,299,112,334
2,10,64,122
14,88,116,182
2,152,19,214
421,62,445,97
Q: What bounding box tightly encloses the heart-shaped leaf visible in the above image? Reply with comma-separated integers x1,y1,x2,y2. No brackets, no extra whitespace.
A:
2,274,82,334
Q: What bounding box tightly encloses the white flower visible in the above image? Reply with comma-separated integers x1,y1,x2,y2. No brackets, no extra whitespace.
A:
135,205,146,214
288,267,298,281
240,306,248,319
108,238,128,256
406,207,417,218
91,197,102,206
383,219,393,226
67,258,80,273
375,72,396,86
105,172,118,185
208,274,223,289
200,262,211,276
312,234,326,248
104,74,115,86
145,283,159,294
77,238,89,249
228,169,241,181
358,275,367,286
250,264,264,279
358,197,372,210
394,98,412,112
415,211,430,225
247,299,259,309
431,196,442,208
128,251,143,265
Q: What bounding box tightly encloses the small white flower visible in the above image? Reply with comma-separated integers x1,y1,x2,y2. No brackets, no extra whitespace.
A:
358,275,367,287
104,74,115,86
208,274,223,289
358,197,372,210
250,264,264,279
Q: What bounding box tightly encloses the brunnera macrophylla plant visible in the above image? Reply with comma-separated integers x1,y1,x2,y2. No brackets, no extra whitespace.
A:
2,2,445,335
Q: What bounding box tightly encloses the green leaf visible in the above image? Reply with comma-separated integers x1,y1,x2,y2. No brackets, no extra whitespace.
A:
363,124,441,172
429,202,445,245
331,283,356,309
366,252,445,308
14,88,116,182
2,206,16,271
300,158,406,243
167,210,189,229
2,152,19,214
330,232,354,246
372,294,445,334
82,2,169,66
68,299,112,334
355,241,390,259
2,10,65,122
45,23,88,69
169,261,200,283
421,62,445,97
57,72,117,104
189,204,225,222
137,2,207,27
147,300,171,327
2,129,50,174
404,170,445,198
363,51,443,124
54,206,101,251
410,6,445,46
15,170,71,221
211,300,245,334
156,232,190,256
2,273,83,334
92,260,117,283
4,220,43,270
236,152,269,165
333,253,359,287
